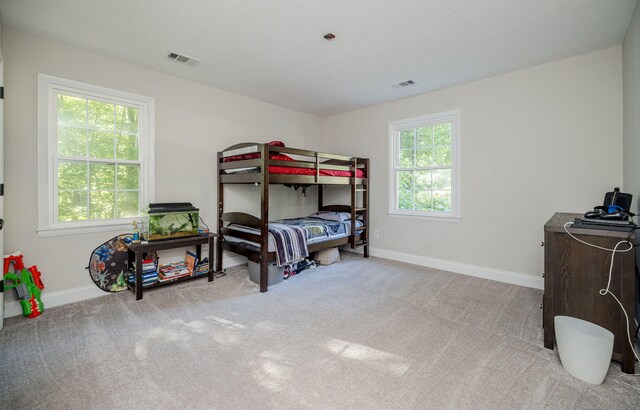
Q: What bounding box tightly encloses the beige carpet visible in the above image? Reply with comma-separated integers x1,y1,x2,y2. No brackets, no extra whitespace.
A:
1,252,639,409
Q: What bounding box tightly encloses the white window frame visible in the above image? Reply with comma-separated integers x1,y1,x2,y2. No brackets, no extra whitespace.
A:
388,110,460,221
37,74,155,237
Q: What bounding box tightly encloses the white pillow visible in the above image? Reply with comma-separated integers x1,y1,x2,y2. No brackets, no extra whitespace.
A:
309,211,352,222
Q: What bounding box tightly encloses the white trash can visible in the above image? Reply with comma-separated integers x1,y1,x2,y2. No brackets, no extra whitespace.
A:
554,316,614,385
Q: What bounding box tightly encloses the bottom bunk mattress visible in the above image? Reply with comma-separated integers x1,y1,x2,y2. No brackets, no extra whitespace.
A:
223,215,364,255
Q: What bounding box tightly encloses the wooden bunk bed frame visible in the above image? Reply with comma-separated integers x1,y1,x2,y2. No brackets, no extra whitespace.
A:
216,142,369,292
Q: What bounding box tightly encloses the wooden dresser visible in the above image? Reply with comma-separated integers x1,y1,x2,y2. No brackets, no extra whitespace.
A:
543,213,636,374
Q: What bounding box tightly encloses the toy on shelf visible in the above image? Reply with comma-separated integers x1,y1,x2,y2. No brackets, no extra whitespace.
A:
132,220,142,243
3,252,45,318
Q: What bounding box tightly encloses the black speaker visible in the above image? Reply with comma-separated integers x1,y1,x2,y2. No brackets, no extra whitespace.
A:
583,187,634,221
603,187,632,213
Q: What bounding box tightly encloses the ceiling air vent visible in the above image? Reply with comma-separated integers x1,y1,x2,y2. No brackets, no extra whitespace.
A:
391,79,415,88
167,51,200,66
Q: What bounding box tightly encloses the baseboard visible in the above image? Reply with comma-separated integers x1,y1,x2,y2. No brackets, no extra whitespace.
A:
3,255,249,319
3,285,109,318
345,246,544,290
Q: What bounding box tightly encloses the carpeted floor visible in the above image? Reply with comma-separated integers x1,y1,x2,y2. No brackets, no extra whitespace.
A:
1,252,639,409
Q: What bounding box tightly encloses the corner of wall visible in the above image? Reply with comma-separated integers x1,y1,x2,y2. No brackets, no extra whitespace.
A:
623,2,640,204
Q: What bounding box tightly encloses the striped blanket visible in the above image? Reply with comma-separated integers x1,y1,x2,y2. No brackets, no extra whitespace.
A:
268,222,308,267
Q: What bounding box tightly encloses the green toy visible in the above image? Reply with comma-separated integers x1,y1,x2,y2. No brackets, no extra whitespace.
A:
3,253,45,318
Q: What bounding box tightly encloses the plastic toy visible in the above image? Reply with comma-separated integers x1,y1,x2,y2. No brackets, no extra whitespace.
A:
28,265,45,290
3,252,45,318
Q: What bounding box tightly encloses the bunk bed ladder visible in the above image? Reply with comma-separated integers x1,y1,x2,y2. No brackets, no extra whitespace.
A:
351,157,369,257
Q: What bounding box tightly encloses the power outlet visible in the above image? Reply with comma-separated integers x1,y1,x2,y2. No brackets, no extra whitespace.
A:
373,230,380,239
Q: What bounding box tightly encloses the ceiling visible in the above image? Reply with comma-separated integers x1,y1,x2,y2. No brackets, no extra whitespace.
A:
0,0,637,117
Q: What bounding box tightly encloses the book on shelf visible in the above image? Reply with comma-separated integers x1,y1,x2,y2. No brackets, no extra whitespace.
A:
158,262,189,274
158,273,190,282
158,261,191,281
127,271,159,286
141,279,158,286
142,258,157,270
184,250,198,275
194,257,209,276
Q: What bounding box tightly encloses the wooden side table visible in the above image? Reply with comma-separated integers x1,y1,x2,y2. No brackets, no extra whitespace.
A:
127,233,217,300
543,213,636,374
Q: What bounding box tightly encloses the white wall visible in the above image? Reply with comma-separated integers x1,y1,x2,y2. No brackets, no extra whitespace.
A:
623,4,640,209
3,28,321,300
321,47,624,282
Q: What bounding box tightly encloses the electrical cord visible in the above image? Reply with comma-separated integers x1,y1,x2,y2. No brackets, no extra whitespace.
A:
196,217,226,277
199,216,210,232
563,222,640,388
563,221,634,253
597,240,639,364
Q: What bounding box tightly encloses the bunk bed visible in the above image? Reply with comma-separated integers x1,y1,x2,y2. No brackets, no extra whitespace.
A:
216,141,369,292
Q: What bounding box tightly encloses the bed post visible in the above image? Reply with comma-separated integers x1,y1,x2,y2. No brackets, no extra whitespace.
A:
317,151,323,215
363,158,370,258
259,143,270,292
216,151,224,272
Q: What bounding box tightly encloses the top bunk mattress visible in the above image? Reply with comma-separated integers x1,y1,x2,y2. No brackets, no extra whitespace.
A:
221,142,366,178
266,165,364,178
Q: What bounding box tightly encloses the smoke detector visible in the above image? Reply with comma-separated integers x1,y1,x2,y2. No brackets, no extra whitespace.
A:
167,51,200,66
391,80,416,88
323,33,336,41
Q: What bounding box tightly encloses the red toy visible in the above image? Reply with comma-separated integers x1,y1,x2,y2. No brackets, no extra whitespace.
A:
3,252,45,318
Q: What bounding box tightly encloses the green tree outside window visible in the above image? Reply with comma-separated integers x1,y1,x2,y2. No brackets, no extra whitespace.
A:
56,94,140,222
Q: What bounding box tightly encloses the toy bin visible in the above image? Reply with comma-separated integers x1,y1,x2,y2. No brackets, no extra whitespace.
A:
147,203,199,241
248,260,284,286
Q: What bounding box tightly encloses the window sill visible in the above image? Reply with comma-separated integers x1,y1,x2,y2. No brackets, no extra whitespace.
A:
37,223,134,238
387,212,461,223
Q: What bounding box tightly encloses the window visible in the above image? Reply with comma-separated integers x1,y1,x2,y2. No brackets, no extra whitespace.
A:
388,110,460,220
37,74,155,236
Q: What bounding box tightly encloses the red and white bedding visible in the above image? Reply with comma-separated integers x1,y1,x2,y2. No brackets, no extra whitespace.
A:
223,141,365,178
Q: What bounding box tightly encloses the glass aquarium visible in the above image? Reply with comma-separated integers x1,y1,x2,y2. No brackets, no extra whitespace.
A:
146,203,199,241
